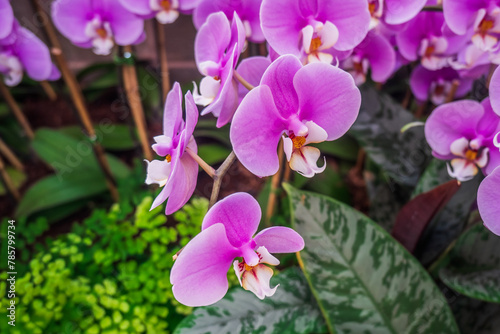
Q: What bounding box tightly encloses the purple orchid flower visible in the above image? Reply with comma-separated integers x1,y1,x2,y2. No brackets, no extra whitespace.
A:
367,0,427,29
260,0,370,64
0,21,60,86
145,82,199,215
52,0,145,56
0,0,13,40
396,10,468,70
192,11,245,127
443,0,500,52
341,30,396,85
192,0,264,43
171,192,304,306
488,64,500,116
410,65,473,105
235,56,271,103
118,0,199,24
230,55,360,178
478,165,500,235
425,98,500,182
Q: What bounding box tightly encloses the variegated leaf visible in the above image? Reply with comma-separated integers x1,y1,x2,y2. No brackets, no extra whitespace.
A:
284,184,459,334
439,224,500,303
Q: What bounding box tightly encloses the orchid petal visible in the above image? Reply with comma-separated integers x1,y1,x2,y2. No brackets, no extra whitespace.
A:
100,0,145,46
15,28,53,81
240,264,278,300
254,226,305,254
163,82,183,139
195,12,231,70
165,148,199,215
489,66,500,116
478,167,500,235
255,246,280,266
51,0,94,43
0,0,13,40
289,146,327,178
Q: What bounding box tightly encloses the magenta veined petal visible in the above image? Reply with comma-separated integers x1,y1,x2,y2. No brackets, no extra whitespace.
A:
118,0,153,16
0,0,13,40
443,0,485,35
51,0,94,44
201,192,262,248
101,0,145,46
383,0,427,25
254,226,305,254
163,82,183,139
15,27,53,81
195,12,232,74
171,223,239,307
478,166,500,236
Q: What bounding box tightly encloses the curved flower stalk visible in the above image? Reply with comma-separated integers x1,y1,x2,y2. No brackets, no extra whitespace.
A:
0,0,13,40
410,65,473,105
193,0,264,43
230,55,361,178
192,11,246,127
425,98,500,182
145,82,199,215
52,0,145,56
260,0,370,64
170,192,305,306
443,0,500,52
396,10,469,71
478,165,500,235
0,21,60,86
119,0,199,24
341,30,396,85
367,0,426,30
235,56,271,102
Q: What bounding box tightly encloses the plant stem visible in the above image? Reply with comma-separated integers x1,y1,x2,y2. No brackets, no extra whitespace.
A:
233,70,255,91
422,5,442,11
265,140,284,226
155,21,171,102
445,79,460,103
0,138,23,171
0,81,34,139
121,45,154,161
0,155,20,201
209,151,237,208
30,0,119,202
185,147,216,178
40,80,57,101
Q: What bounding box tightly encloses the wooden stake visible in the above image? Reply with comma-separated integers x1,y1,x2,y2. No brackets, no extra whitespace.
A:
0,138,23,171
155,21,171,102
0,81,34,140
0,155,20,201
30,0,119,202
40,80,57,101
122,45,153,161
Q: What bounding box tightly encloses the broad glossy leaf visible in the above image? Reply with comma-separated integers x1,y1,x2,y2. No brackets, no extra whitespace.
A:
284,184,459,334
439,224,500,303
350,85,431,186
451,294,500,334
411,159,449,197
197,144,231,165
59,125,136,151
174,268,327,334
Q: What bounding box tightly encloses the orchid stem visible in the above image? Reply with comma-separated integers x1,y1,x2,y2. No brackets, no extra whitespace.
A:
31,0,119,202
185,147,216,178
0,81,34,140
122,45,154,161
233,70,255,91
155,21,171,102
209,151,237,209
445,79,460,103
422,5,442,11
0,138,24,171
0,155,20,202
40,80,57,101
265,140,285,227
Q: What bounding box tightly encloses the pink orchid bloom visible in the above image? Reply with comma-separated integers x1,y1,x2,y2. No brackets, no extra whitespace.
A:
478,165,500,236
119,0,200,24
230,55,361,178
170,192,305,306
145,82,199,215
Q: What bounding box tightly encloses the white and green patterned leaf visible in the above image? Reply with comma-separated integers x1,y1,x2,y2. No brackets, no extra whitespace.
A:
439,224,500,303
284,184,459,334
174,268,327,334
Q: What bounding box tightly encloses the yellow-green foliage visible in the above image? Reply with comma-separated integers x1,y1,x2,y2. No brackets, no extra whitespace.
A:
0,196,209,334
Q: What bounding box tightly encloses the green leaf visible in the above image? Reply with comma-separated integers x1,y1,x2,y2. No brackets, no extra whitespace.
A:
450,294,500,334
15,172,107,218
0,167,26,195
197,144,231,166
284,184,459,334
439,224,500,303
174,268,327,334
411,159,450,197
58,125,136,151
350,85,431,186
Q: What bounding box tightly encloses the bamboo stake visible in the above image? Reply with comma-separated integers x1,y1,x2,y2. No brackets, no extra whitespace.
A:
0,138,23,171
121,45,153,161
209,152,237,208
155,21,171,102
0,155,20,201
30,0,119,202
40,80,57,101
0,81,34,139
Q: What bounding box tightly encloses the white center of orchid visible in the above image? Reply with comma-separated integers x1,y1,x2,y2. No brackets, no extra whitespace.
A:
150,0,180,24
84,16,114,56
233,246,280,300
472,7,500,51
283,120,327,178
0,53,23,86
429,79,452,105
145,157,172,187
419,36,449,70
343,55,370,86
368,0,384,30
301,20,339,64
192,76,221,107
447,137,489,182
